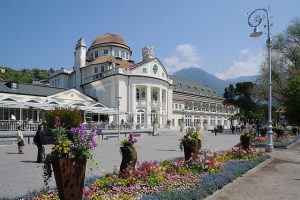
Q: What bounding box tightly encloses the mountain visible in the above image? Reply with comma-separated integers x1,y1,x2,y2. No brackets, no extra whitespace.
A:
226,75,259,86
173,67,258,95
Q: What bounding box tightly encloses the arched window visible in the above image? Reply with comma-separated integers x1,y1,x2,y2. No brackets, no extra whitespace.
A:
137,110,145,126
151,110,158,125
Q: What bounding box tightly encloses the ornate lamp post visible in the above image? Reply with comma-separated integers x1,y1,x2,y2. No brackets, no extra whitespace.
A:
248,8,273,152
116,96,122,140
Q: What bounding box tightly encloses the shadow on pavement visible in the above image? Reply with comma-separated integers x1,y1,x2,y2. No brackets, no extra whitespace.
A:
20,160,37,163
155,149,177,152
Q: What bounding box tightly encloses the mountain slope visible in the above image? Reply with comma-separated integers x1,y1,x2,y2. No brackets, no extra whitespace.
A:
173,67,258,94
173,68,228,94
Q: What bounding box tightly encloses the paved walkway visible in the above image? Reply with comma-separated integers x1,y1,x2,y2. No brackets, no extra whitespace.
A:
0,129,239,199
205,139,300,200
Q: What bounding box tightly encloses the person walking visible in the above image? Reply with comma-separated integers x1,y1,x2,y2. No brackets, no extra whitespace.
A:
231,125,235,134
214,125,218,136
16,126,24,154
34,125,45,163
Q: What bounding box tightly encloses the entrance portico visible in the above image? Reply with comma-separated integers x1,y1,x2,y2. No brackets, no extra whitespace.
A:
131,84,168,128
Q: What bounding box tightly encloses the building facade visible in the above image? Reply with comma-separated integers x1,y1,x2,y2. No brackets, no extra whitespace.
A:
49,33,239,129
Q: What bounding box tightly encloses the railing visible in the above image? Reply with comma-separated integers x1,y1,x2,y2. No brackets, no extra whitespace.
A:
0,120,40,131
137,100,146,107
83,122,134,130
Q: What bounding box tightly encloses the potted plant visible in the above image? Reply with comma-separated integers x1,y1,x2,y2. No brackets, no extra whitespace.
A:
43,117,101,200
179,127,204,161
120,133,137,176
292,126,298,135
240,130,252,150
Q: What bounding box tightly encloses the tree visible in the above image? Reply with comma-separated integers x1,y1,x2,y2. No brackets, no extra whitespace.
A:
257,18,300,103
50,68,55,73
223,84,235,104
283,76,300,125
223,82,262,123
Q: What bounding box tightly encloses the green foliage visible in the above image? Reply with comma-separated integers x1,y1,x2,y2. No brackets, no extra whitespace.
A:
146,175,165,187
223,82,263,123
284,76,300,124
223,84,235,104
179,128,204,151
257,18,300,103
95,175,114,191
0,66,50,83
45,107,82,129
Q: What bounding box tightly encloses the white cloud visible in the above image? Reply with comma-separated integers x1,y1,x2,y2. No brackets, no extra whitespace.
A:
239,48,250,55
163,44,202,74
214,52,264,80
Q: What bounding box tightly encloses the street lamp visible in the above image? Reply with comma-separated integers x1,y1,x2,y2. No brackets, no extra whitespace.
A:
248,8,273,152
116,96,122,140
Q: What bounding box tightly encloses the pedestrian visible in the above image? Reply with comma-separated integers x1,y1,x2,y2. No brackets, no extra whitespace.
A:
16,126,24,154
34,125,45,163
214,125,218,136
231,125,235,134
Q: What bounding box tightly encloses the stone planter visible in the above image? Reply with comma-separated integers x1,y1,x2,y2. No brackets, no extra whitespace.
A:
183,139,199,161
120,147,137,175
240,135,250,150
52,158,87,200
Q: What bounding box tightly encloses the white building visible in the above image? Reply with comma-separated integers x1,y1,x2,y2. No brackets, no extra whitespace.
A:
49,33,239,129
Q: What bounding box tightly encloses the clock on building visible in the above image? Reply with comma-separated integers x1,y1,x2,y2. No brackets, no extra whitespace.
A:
153,64,158,74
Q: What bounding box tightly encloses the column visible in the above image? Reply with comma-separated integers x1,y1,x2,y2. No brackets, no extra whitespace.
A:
131,84,136,125
158,87,162,127
146,85,151,128
164,89,167,127
207,116,211,129
37,110,40,123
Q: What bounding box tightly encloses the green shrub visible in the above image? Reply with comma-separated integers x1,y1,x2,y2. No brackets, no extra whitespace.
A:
45,107,82,129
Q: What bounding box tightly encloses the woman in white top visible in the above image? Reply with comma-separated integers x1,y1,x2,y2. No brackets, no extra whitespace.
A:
17,126,24,154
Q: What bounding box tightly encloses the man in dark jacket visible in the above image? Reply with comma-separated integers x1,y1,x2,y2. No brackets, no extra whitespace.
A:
34,125,45,163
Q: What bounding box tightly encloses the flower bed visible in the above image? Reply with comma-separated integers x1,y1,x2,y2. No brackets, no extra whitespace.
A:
23,148,268,200
252,135,300,148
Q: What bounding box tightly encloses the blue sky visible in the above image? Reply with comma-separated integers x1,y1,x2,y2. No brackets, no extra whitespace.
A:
0,0,299,80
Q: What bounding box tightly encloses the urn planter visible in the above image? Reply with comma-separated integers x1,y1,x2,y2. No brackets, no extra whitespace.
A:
183,139,199,161
120,147,137,175
52,158,87,200
240,135,250,150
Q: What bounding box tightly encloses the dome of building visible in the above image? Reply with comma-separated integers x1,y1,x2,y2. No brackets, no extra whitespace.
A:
90,33,129,49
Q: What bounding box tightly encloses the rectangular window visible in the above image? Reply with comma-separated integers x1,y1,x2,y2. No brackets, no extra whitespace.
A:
57,79,60,85
104,49,108,55
90,52,93,59
95,51,98,58
121,51,125,58
143,68,147,73
114,50,119,57
101,65,105,72
94,67,98,73
175,104,178,109
162,72,164,77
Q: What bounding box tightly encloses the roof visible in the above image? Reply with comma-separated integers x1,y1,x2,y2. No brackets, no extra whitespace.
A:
90,33,129,49
170,75,222,98
86,55,134,68
0,80,66,97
